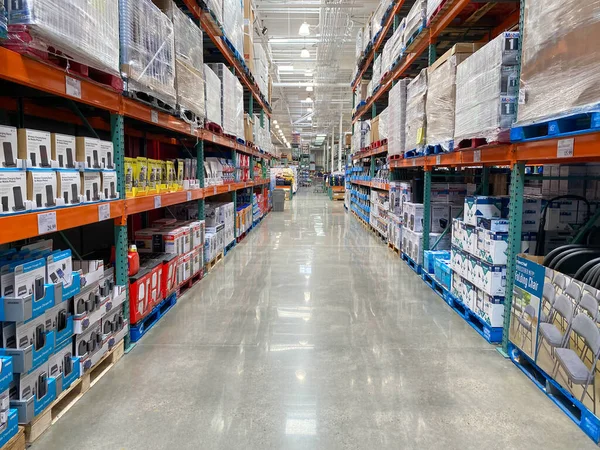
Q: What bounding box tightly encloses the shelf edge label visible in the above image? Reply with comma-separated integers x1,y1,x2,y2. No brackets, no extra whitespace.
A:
65,76,82,99
557,138,574,158
98,203,110,221
38,212,57,235
154,196,161,208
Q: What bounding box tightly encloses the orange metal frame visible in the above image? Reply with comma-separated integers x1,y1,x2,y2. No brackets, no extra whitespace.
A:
352,145,389,161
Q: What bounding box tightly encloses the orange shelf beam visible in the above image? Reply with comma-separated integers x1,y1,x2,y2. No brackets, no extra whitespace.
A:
389,145,514,169
514,134,600,165
371,181,390,191
125,189,204,216
352,0,406,90
0,201,125,246
352,145,388,161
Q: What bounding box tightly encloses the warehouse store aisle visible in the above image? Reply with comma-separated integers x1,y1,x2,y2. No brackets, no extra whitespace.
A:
34,192,595,449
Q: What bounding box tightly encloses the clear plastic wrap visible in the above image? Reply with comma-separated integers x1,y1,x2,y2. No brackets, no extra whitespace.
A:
208,63,244,138
382,20,404,73
388,78,409,156
205,0,223,25
6,0,119,75
379,107,389,141
405,69,427,152
371,2,384,41
403,0,426,44
373,54,382,86
253,43,269,98
172,4,205,120
222,0,243,57
426,0,444,24
517,0,600,126
355,27,363,62
426,45,480,150
119,0,176,106
454,33,519,144
204,64,222,126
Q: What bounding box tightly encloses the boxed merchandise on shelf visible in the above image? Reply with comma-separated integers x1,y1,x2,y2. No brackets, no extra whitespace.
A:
204,64,222,127
381,18,404,73
243,0,254,70
205,0,223,25
373,54,382,87
423,250,450,275
5,0,120,77
403,228,450,265
222,0,243,57
404,69,427,153
387,79,409,156
426,44,482,151
516,0,600,128
253,43,269,99
454,32,520,145
208,63,244,138
355,27,363,63
403,0,426,45
119,0,176,107
378,108,389,141
388,213,402,250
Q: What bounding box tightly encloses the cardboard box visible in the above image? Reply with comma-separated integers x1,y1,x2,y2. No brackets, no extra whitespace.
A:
26,170,59,209
135,157,148,196
18,129,53,168
464,196,509,226
81,171,102,203
0,126,19,168
99,140,114,170
0,170,27,214
124,157,135,198
100,171,118,200
76,137,102,169
51,134,77,169
430,203,450,233
371,116,380,143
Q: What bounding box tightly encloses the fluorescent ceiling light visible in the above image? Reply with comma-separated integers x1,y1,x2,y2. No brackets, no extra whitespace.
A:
300,47,310,58
279,65,294,71
273,120,278,124
307,107,313,113
304,71,313,77
306,86,313,92
286,143,291,148
305,96,313,103
275,124,280,129
299,22,311,36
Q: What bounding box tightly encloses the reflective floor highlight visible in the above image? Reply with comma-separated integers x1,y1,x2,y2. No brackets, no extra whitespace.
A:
34,191,596,449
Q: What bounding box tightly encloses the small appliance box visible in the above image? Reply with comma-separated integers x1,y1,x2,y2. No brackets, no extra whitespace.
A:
101,171,119,200
476,228,508,265
17,129,54,168
81,172,103,203
26,170,59,210
57,171,82,205
0,170,28,215
46,250,73,289
99,141,114,170
51,134,77,169
0,125,19,168
1,313,46,351
76,137,102,169
1,257,46,301
430,203,450,233
473,260,506,296
464,196,509,226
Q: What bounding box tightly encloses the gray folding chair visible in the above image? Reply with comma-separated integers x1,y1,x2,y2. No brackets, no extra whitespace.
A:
538,294,574,359
553,273,567,293
541,283,556,323
553,314,600,414
515,304,536,354
565,281,582,304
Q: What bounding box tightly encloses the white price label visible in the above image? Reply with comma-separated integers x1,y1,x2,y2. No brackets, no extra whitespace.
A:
212,135,216,143
65,76,81,99
436,155,441,165
154,196,161,208
186,191,192,201
38,212,57,235
518,89,526,105
412,159,416,167
473,150,481,163
98,203,110,221
557,138,574,158
228,184,231,191
151,111,159,124
213,186,217,195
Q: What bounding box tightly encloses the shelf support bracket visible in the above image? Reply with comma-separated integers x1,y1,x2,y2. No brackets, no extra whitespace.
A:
69,100,100,139
422,169,432,257
196,140,205,220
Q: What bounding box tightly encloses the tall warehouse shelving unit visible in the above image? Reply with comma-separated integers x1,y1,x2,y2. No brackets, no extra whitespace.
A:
0,0,275,445
348,0,600,445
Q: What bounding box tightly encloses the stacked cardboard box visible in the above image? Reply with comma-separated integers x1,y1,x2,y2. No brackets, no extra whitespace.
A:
387,79,409,156
405,69,427,153
208,63,244,138
222,0,243,57
204,64,222,126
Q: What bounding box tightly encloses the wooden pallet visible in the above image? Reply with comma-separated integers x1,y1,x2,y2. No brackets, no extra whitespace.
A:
205,251,224,273
2,427,24,450
388,243,401,255
25,340,125,444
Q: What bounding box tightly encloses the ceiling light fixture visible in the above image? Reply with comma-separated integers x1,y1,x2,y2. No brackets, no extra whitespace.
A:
275,124,280,129
279,65,294,71
304,71,313,77
299,22,311,37
305,96,313,103
307,107,313,113
273,120,278,124
300,47,310,58
306,86,313,92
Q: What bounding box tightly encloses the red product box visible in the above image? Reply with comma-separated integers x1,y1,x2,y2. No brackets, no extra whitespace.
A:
129,258,163,324
160,253,180,298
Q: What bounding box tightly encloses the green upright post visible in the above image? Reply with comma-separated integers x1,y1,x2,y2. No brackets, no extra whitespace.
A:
501,162,525,355
428,43,437,65
260,109,264,128
481,167,490,195
110,114,130,350
196,140,205,220
249,95,254,117
422,170,432,259
370,156,375,179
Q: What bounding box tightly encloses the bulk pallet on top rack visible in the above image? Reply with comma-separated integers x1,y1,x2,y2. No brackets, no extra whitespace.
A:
0,0,276,446
347,0,600,445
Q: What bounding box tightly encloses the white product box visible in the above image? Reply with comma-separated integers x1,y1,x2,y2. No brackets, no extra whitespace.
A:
99,141,115,170
431,203,450,233
101,171,119,200
81,171,103,203
12,361,48,401
477,217,509,232
473,261,506,296
46,250,73,288
27,170,59,210
1,257,46,301
451,248,468,278
521,232,537,254
0,126,19,168
464,254,479,281
48,342,74,384
451,271,463,299
1,313,46,350
74,319,107,372
451,219,463,248
463,278,477,311
76,137,102,169
449,183,468,203
431,183,449,202
404,202,424,232
73,282,110,334
51,134,77,169
18,129,53,168
476,229,508,265
560,165,587,196
57,170,82,205
545,199,582,231
451,204,463,221
464,196,509,226
0,170,28,214
463,223,478,255
44,301,69,336
521,196,542,232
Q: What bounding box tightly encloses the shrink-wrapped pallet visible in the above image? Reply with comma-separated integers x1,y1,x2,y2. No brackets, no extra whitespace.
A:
222,0,243,57
516,0,600,126
373,55,382,87
388,78,409,156
454,33,519,144
426,44,482,150
6,0,119,75
403,0,426,45
405,69,427,153
204,64,222,127
382,20,404,73
426,0,444,24
253,43,269,98
119,0,176,107
355,27,363,63
379,108,389,141
371,2,385,41
205,0,223,25
208,63,244,138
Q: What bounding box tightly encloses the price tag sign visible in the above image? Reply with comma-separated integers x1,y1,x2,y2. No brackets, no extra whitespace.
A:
98,203,110,221
473,150,481,163
65,76,82,99
190,123,195,135
151,111,159,124
412,159,416,167
212,135,216,143
38,212,57,235
154,196,161,209
557,138,574,158
213,186,217,195
186,191,192,201
436,155,441,165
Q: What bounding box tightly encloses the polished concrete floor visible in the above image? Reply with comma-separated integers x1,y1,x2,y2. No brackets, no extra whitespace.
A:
35,191,596,449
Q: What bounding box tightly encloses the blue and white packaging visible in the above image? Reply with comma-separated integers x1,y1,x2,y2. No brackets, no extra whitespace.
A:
473,260,506,296
464,196,509,226
477,217,509,232
0,170,29,216
1,258,46,302
477,229,508,265
49,340,80,394
45,301,72,348
46,250,73,290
